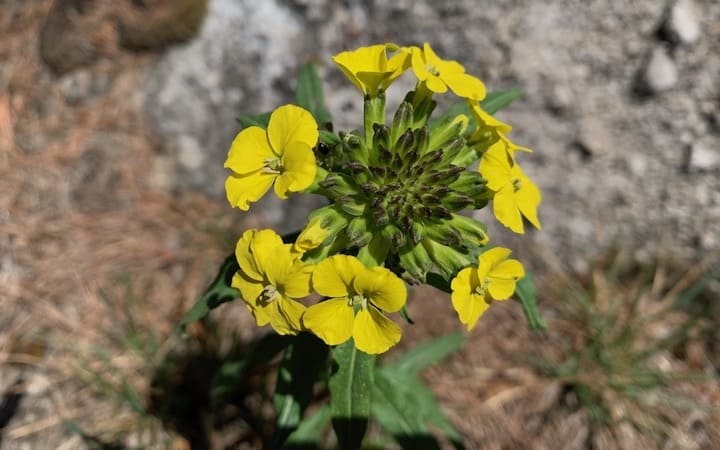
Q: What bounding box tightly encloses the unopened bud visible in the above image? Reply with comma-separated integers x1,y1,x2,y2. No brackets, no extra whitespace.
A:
390,101,414,148
422,238,474,280
336,195,367,216
449,214,489,247
399,241,433,278
428,114,469,153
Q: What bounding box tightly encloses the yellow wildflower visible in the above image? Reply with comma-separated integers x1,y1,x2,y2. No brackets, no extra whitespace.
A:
332,44,410,96
451,247,525,330
479,142,541,234
224,104,318,210
292,216,329,255
302,255,407,354
410,43,486,100
232,229,313,335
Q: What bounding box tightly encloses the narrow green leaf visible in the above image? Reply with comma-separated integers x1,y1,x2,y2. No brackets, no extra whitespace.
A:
273,333,329,449
177,253,239,332
329,339,375,450
284,405,332,448
479,88,524,115
374,368,465,450
399,305,414,324
236,111,272,129
296,63,332,124
425,272,451,293
390,333,464,375
515,272,547,330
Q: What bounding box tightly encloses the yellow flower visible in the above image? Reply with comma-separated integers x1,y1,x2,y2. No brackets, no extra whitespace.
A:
332,44,410,96
410,43,486,100
468,102,531,156
231,229,313,335
224,104,318,210
302,255,407,354
479,142,541,234
451,247,525,330
292,216,329,255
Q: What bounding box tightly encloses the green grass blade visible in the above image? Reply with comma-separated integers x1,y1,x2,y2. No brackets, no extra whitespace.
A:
390,333,464,375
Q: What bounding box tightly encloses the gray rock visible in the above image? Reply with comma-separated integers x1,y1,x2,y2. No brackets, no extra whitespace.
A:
643,46,678,93
688,142,720,171
664,0,701,44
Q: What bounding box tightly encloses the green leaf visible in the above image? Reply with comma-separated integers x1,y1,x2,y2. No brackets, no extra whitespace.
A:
515,271,547,330
390,333,464,375
177,253,239,332
284,405,332,448
424,272,451,293
273,333,329,448
480,88,524,115
296,63,332,125
329,340,375,450
373,368,465,450
429,88,524,133
237,111,272,129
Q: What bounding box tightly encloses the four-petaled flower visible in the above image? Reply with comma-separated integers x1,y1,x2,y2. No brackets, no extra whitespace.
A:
302,255,407,354
232,229,313,335
411,43,486,100
479,142,542,234
224,104,318,211
332,44,410,97
450,247,525,330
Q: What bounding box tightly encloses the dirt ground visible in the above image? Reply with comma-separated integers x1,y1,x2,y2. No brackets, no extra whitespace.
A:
1,2,718,449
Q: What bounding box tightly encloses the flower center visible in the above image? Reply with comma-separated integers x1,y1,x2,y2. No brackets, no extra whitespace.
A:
263,158,283,174
473,280,488,297
349,294,368,311
259,284,280,305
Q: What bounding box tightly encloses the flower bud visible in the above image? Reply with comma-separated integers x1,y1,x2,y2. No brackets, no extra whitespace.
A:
428,114,469,153
399,241,433,278
380,224,406,248
422,238,475,280
320,172,360,199
448,214,489,247
414,125,430,156
336,195,367,216
441,193,475,211
424,220,462,247
390,101,414,148
372,124,390,158
346,216,373,247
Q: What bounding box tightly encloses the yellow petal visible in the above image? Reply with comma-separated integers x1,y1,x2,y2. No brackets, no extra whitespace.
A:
224,127,275,174
479,141,513,191
311,255,363,298
451,267,475,295
249,229,287,280
487,278,518,301
492,185,524,234
353,266,406,313
231,271,264,306
352,307,401,354
267,296,306,335
451,290,489,331
515,167,542,230
489,259,525,280
410,46,430,81
274,141,317,199
470,103,512,134
293,217,329,254
225,170,275,211
267,104,319,155
235,229,262,281
302,298,354,346
441,72,486,100
425,75,448,94
281,262,313,299
478,247,513,278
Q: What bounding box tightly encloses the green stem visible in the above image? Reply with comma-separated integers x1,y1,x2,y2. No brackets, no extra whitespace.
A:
363,94,386,150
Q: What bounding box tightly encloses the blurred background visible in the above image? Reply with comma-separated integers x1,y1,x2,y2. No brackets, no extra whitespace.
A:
0,0,718,448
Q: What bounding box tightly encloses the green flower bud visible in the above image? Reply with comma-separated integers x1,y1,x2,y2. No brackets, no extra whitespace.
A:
341,130,368,165
448,214,489,247
336,195,367,216
320,172,361,199
427,114,469,154
399,241,433,278
390,101,414,148
372,124,390,159
441,192,475,211
424,220,462,247
394,128,415,158
380,224,406,248
420,166,464,185
345,217,372,247
414,125,430,156
437,138,468,168
422,238,475,280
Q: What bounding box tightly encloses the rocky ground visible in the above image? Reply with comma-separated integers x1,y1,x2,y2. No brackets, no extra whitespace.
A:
1,0,718,449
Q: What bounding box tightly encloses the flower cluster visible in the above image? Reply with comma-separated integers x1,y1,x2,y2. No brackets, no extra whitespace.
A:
224,42,542,353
